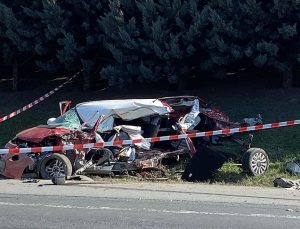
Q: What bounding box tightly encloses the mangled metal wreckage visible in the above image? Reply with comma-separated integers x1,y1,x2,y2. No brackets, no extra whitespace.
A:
0,96,269,180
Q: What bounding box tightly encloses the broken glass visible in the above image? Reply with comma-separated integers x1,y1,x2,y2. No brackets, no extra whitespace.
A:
48,108,81,130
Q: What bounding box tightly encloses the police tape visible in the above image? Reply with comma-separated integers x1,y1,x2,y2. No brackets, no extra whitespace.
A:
0,119,300,155
0,70,83,123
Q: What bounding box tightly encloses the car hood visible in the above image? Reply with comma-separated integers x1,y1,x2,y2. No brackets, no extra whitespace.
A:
16,126,71,143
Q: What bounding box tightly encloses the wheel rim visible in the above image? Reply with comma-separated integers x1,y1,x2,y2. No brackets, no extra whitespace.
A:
250,152,268,175
45,159,66,177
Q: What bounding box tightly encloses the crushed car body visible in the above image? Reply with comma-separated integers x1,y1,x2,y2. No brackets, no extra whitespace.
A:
0,96,269,180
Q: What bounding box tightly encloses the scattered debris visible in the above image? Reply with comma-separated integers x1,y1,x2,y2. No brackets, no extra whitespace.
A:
286,159,300,175
286,208,300,212
274,178,300,190
52,175,66,185
68,175,94,182
240,114,263,127
22,178,40,183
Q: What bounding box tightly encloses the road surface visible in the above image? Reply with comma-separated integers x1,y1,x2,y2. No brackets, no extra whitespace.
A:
0,179,299,228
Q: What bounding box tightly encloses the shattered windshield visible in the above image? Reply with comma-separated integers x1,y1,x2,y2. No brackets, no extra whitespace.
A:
48,108,81,130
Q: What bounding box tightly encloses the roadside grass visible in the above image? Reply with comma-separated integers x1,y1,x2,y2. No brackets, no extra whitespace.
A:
0,77,300,186
213,162,300,187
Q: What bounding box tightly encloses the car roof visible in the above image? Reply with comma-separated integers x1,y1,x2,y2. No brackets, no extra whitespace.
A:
75,99,170,127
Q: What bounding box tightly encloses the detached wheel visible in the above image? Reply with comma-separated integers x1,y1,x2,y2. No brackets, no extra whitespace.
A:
39,153,72,179
242,148,269,176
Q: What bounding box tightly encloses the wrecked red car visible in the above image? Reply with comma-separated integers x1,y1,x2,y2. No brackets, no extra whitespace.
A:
0,96,269,180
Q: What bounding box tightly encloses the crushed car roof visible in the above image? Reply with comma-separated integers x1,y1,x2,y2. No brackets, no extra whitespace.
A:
76,99,171,128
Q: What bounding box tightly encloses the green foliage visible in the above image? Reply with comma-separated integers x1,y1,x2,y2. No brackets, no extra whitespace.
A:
100,0,211,86
1,0,300,88
100,0,300,87
57,33,83,69
0,0,110,78
0,2,28,64
31,0,109,74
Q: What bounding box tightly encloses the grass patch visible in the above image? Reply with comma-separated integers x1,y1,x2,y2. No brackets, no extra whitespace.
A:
0,78,300,186
213,162,300,187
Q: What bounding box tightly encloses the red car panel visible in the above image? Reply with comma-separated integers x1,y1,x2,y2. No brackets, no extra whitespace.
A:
17,127,71,143
0,154,34,179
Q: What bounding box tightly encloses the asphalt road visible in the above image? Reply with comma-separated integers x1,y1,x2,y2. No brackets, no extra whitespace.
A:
0,180,299,229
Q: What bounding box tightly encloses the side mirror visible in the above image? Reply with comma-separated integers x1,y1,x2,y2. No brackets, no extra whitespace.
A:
59,101,72,115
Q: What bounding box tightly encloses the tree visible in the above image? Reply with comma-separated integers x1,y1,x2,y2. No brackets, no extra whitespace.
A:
190,0,300,89
100,0,300,89
1,0,300,90
26,0,109,90
0,1,38,91
270,0,300,88
100,0,211,87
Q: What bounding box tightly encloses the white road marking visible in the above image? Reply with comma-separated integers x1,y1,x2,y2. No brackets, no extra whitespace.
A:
0,201,299,219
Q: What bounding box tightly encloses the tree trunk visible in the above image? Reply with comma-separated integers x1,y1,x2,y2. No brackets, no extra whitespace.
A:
12,60,18,91
177,76,188,90
83,69,90,91
282,69,293,89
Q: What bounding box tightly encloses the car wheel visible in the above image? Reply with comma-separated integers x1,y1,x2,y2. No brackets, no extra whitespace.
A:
242,148,269,176
39,153,72,179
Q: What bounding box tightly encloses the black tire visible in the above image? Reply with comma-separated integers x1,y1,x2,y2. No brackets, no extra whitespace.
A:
39,153,72,179
242,148,269,176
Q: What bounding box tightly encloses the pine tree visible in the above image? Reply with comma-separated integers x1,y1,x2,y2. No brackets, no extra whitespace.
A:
190,0,300,88
1,0,300,90
29,0,109,90
100,0,300,88
0,1,37,91
100,0,213,87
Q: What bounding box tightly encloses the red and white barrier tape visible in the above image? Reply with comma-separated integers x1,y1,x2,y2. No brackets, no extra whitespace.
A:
1,119,300,155
0,70,83,123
